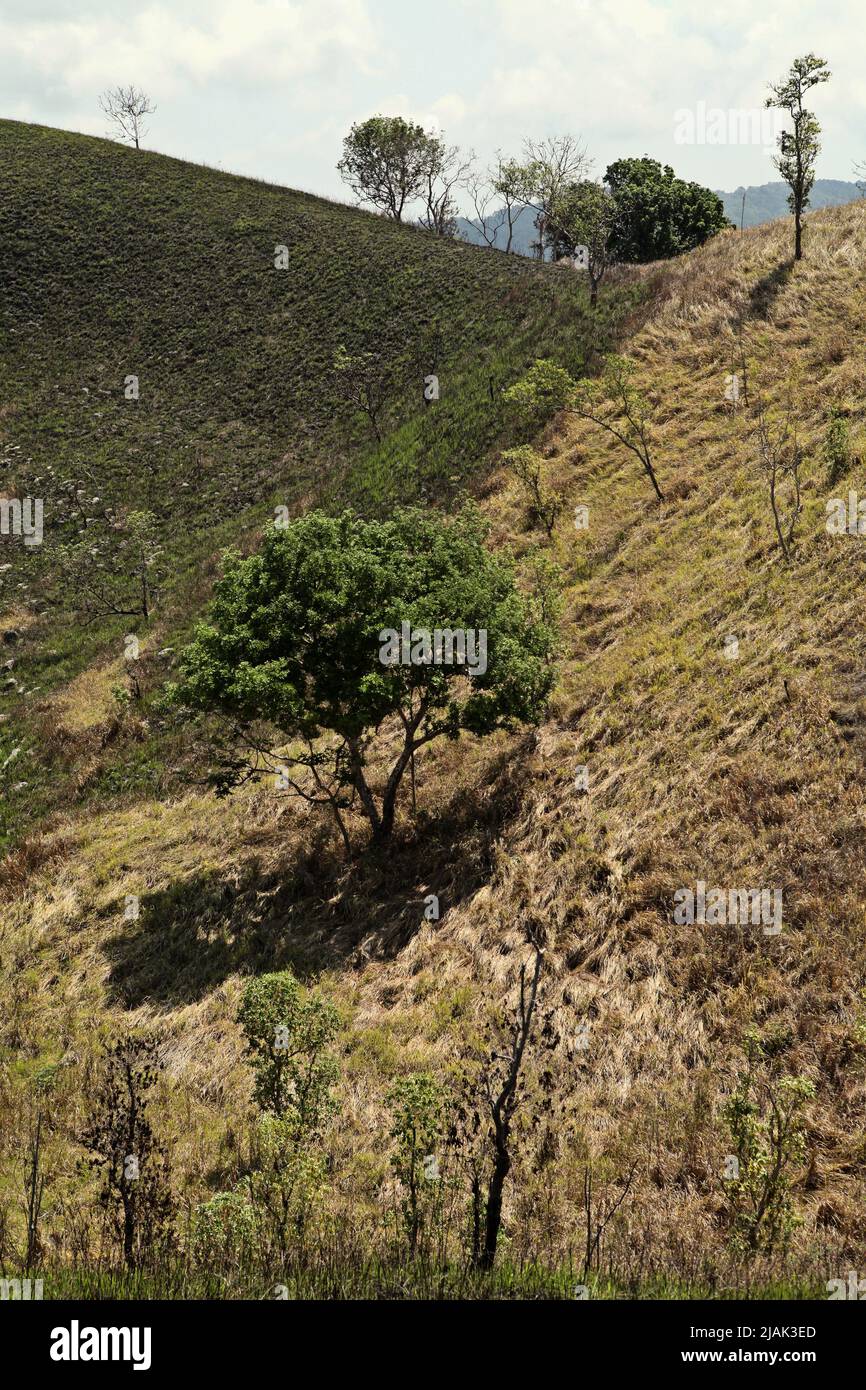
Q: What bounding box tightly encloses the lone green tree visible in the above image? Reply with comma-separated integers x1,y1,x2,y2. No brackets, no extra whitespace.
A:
765,55,831,260
171,507,556,850
337,115,443,222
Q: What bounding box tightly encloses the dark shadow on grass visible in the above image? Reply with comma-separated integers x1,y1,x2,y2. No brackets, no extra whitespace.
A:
747,258,794,320
100,734,537,1010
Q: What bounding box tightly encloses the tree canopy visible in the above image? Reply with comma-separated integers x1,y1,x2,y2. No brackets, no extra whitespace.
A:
604,156,730,262
337,115,443,222
171,507,556,847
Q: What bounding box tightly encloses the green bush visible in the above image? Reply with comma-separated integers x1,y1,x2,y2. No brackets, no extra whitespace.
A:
237,971,339,1130
823,407,851,486
386,1072,447,1256
502,358,574,440
721,1032,814,1256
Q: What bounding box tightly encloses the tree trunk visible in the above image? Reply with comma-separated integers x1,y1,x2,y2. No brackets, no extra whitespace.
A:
347,741,382,839
122,1184,135,1268
769,467,790,560
377,768,402,841
375,718,423,842
480,1149,510,1270
643,453,664,502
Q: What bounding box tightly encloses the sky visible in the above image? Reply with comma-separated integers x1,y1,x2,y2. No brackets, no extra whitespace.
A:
1,0,863,208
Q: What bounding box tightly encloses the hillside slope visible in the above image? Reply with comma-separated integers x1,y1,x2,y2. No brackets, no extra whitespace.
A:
0,119,613,519
3,125,866,1296
0,120,640,852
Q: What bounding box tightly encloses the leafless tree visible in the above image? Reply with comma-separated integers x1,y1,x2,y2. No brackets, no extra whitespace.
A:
99,85,156,150
464,152,524,253
521,135,590,260
581,1160,638,1279
23,1105,48,1269
331,345,390,442
420,145,476,237
571,354,664,501
750,385,804,561
469,929,551,1270
502,446,563,538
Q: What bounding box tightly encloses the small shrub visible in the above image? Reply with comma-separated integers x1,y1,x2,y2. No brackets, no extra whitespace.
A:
191,1187,257,1272
386,1072,447,1256
502,359,574,440
823,407,851,486
721,1031,814,1256
501,445,563,537
237,971,339,1130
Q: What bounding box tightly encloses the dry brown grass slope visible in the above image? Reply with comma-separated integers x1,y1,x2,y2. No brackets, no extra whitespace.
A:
3,203,866,1281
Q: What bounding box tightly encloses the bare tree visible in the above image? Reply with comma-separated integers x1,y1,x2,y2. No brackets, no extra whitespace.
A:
465,931,551,1271
501,446,563,538
99,85,156,151
520,135,590,261
464,152,527,253
331,345,390,442
22,1102,49,1269
581,1160,638,1279
750,384,804,561
80,1035,174,1270
48,509,163,623
420,145,476,237
571,354,664,501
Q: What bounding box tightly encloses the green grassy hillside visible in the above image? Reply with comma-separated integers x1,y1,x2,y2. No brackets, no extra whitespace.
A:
0,119,641,851
0,117,623,517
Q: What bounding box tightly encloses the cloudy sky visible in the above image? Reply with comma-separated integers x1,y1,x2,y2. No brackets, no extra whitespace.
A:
2,0,863,204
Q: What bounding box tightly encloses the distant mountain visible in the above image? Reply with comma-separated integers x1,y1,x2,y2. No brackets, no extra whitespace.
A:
458,181,865,254
456,204,542,257
715,179,863,229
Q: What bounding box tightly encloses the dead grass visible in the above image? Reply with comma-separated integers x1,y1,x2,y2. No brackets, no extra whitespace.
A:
4,203,866,1280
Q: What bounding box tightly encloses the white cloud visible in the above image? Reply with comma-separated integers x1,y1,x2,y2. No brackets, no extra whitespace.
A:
0,0,378,100
1,0,863,196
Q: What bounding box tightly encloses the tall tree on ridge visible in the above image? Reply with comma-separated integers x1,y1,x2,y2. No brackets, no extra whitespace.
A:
765,54,831,260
